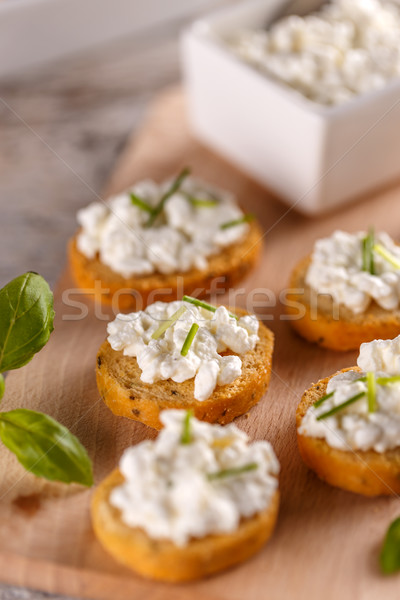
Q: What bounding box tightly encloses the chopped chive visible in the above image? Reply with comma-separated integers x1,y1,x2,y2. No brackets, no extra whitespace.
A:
185,193,218,208
374,243,400,270
313,390,335,408
181,410,193,444
314,376,366,408
362,227,375,274
182,295,238,321
376,375,400,385
220,213,255,230
151,306,186,340
367,371,377,413
316,391,366,420
181,323,199,356
130,192,154,213
362,238,370,272
146,167,190,227
207,462,258,481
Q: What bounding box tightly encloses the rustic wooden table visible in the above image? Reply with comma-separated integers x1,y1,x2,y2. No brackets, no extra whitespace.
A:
0,17,182,600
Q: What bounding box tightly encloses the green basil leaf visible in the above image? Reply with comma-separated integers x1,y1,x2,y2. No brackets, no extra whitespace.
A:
0,273,54,372
0,409,93,486
380,517,400,574
0,374,4,401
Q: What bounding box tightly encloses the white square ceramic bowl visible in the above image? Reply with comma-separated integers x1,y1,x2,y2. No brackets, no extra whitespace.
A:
181,0,400,215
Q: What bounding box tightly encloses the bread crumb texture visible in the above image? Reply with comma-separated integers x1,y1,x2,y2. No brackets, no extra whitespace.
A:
96,309,274,429
91,468,279,582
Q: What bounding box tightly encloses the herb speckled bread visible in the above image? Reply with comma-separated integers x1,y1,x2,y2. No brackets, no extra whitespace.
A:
296,368,400,496
287,256,400,351
96,308,274,430
68,220,263,311
91,468,279,582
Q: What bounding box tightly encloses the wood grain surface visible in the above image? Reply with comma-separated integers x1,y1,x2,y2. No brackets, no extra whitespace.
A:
1,87,400,600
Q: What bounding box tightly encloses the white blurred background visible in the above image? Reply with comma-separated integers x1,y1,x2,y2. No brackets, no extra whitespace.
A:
0,0,237,76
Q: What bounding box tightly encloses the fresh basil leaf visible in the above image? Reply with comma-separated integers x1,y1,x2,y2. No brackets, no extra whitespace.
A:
0,273,54,372
0,409,93,486
0,374,4,401
380,517,400,574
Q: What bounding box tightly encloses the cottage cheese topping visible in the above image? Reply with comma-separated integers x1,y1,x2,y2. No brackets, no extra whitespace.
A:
298,335,400,452
358,336,400,374
107,300,259,402
229,0,400,105
110,409,279,546
76,177,249,278
305,230,400,314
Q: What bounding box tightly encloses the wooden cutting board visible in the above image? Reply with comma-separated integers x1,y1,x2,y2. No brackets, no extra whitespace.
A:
1,87,400,600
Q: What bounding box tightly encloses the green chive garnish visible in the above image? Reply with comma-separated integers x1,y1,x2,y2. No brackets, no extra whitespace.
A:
367,371,377,413
130,192,153,213
181,323,199,357
376,375,400,385
207,462,258,481
316,391,366,420
181,410,193,444
374,243,400,271
146,167,190,227
220,214,255,230
313,376,367,408
151,306,186,340
362,227,375,275
313,391,334,408
186,193,218,208
182,295,239,321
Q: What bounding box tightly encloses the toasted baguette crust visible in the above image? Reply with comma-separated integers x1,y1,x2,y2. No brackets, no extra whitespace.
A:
296,368,400,496
286,256,400,351
68,220,263,311
96,309,274,430
91,468,279,582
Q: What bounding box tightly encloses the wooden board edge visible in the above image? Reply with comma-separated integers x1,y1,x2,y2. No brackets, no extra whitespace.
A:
0,549,225,600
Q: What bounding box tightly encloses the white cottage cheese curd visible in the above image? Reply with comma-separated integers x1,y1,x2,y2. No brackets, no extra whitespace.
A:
110,409,279,546
229,0,400,105
76,176,249,278
107,300,260,401
298,335,400,452
305,230,400,314
358,335,400,375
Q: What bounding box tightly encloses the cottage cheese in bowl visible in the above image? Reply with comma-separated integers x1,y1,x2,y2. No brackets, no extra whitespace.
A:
76,175,250,278
110,409,279,546
229,0,400,105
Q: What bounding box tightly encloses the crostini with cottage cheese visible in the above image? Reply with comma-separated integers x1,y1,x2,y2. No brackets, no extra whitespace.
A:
91,409,280,582
296,335,400,496
96,297,274,429
69,168,262,310
286,229,400,350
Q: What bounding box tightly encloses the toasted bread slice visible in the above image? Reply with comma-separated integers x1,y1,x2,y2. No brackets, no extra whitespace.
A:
91,468,279,582
296,368,400,496
286,256,400,351
68,220,263,311
96,308,274,430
